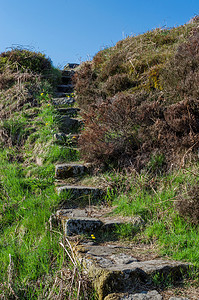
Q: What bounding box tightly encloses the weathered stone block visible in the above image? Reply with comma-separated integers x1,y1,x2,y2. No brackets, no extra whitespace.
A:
52,97,75,106
64,217,103,236
54,133,79,145
55,163,91,179
57,84,73,93
57,116,82,134
104,290,162,300
169,298,190,300
57,107,80,116
76,243,191,300
56,185,104,205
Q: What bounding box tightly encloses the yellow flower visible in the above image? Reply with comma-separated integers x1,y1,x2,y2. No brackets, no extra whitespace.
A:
91,234,95,239
41,93,44,96
45,123,48,125
72,136,77,139
47,104,50,106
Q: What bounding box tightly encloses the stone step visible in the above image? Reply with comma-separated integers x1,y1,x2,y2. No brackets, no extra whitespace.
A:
54,91,75,98
52,97,75,106
63,63,79,70
104,290,163,300
61,76,72,85
56,116,83,134
57,107,80,116
55,163,92,179
56,207,144,236
56,185,104,207
57,84,73,93
54,133,79,145
62,70,74,78
73,243,191,300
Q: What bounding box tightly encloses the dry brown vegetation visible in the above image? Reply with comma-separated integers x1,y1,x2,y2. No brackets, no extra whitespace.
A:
74,19,199,172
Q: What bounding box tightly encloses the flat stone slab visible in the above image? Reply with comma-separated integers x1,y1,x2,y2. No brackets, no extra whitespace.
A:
169,298,190,300
57,116,83,134
54,133,79,145
63,63,79,70
73,243,191,300
62,71,74,78
56,207,144,236
61,76,72,85
57,84,74,93
56,185,104,206
55,163,92,179
104,290,162,300
57,107,80,116
56,207,145,236
64,217,103,236
52,97,75,106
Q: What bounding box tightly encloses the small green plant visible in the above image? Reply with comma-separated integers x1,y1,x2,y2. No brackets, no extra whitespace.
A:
147,153,165,174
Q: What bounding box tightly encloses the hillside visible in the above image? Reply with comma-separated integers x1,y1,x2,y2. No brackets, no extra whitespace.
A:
75,17,199,171
0,18,199,299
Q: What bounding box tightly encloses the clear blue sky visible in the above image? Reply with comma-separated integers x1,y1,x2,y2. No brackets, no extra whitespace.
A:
0,0,198,68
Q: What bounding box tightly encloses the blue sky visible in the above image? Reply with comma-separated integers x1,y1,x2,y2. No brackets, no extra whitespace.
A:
0,0,198,68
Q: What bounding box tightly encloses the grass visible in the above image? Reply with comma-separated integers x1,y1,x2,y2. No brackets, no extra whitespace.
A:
105,165,199,268
0,149,63,297
0,62,90,297
0,109,91,298
1,31,199,298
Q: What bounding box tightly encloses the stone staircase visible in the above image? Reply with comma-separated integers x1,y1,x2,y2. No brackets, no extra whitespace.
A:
52,65,193,300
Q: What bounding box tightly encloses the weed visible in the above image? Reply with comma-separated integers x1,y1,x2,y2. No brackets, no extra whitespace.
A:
147,153,166,174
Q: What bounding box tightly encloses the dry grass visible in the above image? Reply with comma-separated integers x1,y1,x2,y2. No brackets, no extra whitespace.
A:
42,237,94,300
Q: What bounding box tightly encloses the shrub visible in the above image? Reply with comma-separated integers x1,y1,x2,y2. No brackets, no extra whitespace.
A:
73,62,101,109
176,183,199,225
76,20,199,170
0,48,61,88
0,48,52,74
161,29,199,102
103,74,136,96
79,89,199,170
79,93,143,167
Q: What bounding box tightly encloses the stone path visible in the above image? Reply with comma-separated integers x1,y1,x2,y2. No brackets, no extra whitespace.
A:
52,64,195,300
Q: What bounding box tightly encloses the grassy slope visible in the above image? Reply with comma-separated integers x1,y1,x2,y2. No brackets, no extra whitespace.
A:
74,18,199,277
1,22,199,297
0,51,83,298
0,101,76,298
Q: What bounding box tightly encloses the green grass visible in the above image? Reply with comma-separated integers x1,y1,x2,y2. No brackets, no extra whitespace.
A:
108,166,199,267
0,149,63,297
0,49,94,298
0,92,83,298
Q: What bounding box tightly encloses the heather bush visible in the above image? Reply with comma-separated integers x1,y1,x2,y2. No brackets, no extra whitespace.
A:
76,20,199,170
79,90,199,169
79,92,147,168
0,48,61,88
161,30,199,102
0,48,52,74
73,61,102,109
103,73,135,96
176,182,199,225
